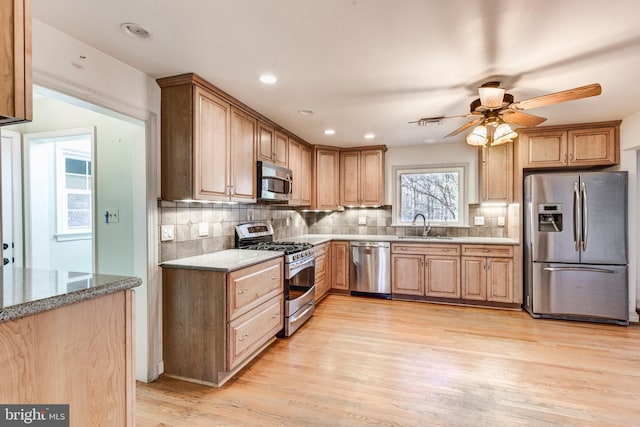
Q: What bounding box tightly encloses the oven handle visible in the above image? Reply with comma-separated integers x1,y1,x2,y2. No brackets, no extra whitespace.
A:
288,256,315,277
290,301,314,323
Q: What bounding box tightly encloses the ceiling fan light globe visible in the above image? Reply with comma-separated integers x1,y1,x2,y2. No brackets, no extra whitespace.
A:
479,87,506,109
466,125,488,146
492,123,518,146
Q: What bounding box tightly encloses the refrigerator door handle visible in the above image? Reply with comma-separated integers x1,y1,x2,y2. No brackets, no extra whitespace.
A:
573,182,580,252
543,266,616,274
581,182,588,252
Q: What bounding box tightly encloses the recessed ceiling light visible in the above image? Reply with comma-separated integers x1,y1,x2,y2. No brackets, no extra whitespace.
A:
364,133,375,140
298,109,315,116
423,138,437,144
259,74,278,84
120,23,151,39
324,129,336,135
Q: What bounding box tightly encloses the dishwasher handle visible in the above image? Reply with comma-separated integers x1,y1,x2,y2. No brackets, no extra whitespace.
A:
349,241,390,248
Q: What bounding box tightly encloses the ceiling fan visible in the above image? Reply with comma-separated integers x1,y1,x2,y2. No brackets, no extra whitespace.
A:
411,82,602,147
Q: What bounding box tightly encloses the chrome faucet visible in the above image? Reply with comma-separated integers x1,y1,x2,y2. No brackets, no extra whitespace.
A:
412,213,431,237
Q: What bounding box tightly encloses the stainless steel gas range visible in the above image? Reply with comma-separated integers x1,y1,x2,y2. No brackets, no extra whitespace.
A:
235,223,315,336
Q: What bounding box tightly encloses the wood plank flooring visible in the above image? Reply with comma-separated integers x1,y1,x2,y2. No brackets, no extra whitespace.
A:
137,295,640,426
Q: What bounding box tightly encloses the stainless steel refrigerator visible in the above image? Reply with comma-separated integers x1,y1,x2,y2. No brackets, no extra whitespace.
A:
524,171,629,325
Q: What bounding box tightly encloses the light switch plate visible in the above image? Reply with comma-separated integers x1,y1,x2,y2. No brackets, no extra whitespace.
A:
474,216,485,226
358,216,367,225
497,216,505,226
198,222,209,237
161,225,175,241
105,209,119,223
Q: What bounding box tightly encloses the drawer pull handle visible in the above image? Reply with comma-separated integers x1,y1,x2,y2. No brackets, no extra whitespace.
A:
239,333,249,341
443,249,450,252
238,288,248,294
271,313,279,319
272,276,278,280
482,249,490,253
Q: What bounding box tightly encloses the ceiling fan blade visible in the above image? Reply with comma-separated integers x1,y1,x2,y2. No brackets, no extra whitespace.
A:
502,111,547,127
444,117,483,137
510,83,601,110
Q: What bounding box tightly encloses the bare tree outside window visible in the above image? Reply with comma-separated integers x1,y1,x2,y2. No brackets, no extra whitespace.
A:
400,171,459,222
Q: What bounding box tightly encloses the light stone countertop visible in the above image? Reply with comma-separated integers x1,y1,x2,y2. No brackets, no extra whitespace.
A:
160,249,283,272
286,234,519,246
1,267,142,323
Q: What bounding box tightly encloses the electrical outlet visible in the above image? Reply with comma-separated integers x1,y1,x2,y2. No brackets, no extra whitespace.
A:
358,216,367,225
474,216,485,226
104,209,119,223
161,225,175,241
198,222,209,237
247,208,254,221
286,216,291,227
497,216,505,226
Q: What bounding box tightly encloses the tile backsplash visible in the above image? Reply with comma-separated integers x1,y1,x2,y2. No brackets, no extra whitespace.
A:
158,201,518,262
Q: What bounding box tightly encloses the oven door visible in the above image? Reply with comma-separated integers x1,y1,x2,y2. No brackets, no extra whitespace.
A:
285,257,315,317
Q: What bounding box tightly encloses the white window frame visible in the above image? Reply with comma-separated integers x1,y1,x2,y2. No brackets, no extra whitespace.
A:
56,144,93,236
392,164,468,227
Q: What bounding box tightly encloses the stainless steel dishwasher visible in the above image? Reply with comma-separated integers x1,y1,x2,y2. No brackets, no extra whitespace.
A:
349,241,391,298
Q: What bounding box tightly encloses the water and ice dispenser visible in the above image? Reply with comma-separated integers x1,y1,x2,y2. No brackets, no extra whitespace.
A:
538,204,562,232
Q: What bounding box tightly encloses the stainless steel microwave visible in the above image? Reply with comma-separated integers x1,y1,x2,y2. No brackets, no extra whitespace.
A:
257,161,292,202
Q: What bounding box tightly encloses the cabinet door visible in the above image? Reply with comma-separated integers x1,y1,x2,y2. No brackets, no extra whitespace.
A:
300,144,312,205
331,241,350,290
522,131,567,168
461,257,486,300
481,143,513,203
0,0,31,124
568,127,616,167
194,86,230,200
425,256,460,298
315,149,340,210
391,254,424,295
274,131,289,167
257,121,274,163
360,150,384,206
486,257,513,302
288,139,301,205
230,107,257,202
340,151,360,206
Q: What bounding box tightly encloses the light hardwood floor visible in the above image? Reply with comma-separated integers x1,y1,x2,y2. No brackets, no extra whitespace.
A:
137,295,640,426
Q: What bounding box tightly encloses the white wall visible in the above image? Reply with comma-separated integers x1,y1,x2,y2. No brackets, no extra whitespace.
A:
621,113,640,316
32,20,161,382
384,142,479,206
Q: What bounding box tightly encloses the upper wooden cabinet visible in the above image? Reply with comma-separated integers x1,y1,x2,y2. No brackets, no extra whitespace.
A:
0,0,32,125
520,121,620,169
287,137,311,207
481,143,513,203
312,146,341,210
257,122,288,167
339,146,386,207
157,74,257,202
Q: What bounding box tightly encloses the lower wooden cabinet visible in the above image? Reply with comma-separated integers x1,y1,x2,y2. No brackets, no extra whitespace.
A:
162,257,284,387
314,243,331,302
391,242,516,308
331,241,350,291
391,243,460,298
461,245,514,303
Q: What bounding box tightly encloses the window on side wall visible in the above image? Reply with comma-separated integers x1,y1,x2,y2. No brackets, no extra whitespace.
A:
55,137,93,237
393,165,466,227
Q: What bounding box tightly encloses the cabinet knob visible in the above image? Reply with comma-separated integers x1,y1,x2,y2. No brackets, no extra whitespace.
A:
238,288,248,294
271,313,279,319
239,333,249,341
271,276,278,280
482,249,490,253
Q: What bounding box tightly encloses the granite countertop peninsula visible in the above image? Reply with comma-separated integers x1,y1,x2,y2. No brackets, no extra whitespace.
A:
287,234,519,246
0,267,142,323
161,249,283,272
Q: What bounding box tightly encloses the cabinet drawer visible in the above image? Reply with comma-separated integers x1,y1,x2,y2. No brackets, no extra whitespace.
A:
392,243,460,256
227,257,283,320
315,243,327,258
227,294,283,371
461,245,513,257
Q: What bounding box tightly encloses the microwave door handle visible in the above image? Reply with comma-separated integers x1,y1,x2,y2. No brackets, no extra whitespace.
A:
581,182,588,252
573,182,580,252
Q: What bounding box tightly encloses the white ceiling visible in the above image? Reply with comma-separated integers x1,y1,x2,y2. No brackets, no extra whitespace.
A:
33,0,640,148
